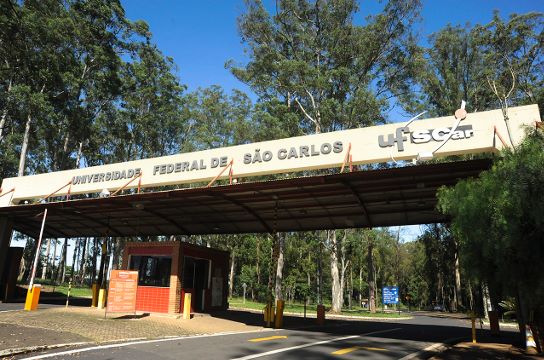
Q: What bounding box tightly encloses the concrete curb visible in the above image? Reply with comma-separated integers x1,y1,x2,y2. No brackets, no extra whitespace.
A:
480,320,519,329
229,306,413,321
0,341,91,358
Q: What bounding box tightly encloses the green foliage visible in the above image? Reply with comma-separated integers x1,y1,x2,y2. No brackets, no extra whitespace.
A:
405,12,543,116
418,224,458,308
438,129,544,313
229,0,421,134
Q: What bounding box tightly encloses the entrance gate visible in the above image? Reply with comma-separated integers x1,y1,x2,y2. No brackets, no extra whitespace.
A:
0,104,540,307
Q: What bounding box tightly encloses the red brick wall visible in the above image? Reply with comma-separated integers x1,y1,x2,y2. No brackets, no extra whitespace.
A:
122,241,229,313
135,286,170,313
122,241,181,314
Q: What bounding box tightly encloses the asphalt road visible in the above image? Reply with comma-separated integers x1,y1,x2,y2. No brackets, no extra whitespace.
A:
0,301,60,312
18,313,508,360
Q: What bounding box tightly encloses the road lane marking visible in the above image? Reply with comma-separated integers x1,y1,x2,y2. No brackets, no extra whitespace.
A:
231,328,401,360
332,346,360,355
331,345,387,355
22,328,279,360
248,335,287,342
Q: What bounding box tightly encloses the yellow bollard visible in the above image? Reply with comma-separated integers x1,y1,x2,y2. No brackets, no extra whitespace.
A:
24,284,41,311
525,324,538,354
275,300,285,328
183,293,192,319
471,316,477,343
91,283,99,307
263,302,274,327
97,288,107,309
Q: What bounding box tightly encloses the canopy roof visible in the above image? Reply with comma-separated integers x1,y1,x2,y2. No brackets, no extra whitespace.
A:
0,159,491,238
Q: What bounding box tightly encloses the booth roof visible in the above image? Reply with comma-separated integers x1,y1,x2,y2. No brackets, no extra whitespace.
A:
0,159,491,238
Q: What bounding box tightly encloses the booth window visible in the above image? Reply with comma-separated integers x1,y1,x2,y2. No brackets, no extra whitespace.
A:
129,255,172,287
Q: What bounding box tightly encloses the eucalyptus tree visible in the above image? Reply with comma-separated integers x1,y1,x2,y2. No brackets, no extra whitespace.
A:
183,86,254,152
0,0,69,177
475,12,543,144
405,12,543,119
230,0,421,312
418,224,460,311
42,0,136,171
113,40,188,161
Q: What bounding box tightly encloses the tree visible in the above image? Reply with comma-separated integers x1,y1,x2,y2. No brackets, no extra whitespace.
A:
184,86,254,152
419,224,460,311
438,128,544,348
405,12,543,117
231,0,421,312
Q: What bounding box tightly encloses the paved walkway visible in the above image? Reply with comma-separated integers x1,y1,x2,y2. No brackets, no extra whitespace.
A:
0,306,263,357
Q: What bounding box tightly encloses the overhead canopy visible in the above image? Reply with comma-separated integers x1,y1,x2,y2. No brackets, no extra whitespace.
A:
0,159,491,238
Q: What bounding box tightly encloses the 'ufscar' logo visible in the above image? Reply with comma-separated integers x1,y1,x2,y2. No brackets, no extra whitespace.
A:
378,125,474,151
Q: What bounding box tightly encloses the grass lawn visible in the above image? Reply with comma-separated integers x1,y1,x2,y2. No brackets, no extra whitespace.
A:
229,297,408,318
38,284,93,298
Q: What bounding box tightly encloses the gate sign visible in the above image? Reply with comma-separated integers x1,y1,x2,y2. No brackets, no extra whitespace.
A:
383,286,399,305
106,270,138,313
0,104,539,207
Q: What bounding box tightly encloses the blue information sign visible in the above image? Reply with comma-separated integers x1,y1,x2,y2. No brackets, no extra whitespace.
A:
383,286,399,305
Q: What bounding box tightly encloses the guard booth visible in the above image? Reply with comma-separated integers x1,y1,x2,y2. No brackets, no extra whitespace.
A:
122,241,229,315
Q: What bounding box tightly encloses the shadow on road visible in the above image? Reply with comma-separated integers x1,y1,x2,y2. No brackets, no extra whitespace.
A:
207,308,527,360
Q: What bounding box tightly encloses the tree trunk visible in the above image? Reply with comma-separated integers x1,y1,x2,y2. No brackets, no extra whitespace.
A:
40,238,51,280
340,231,349,308
516,286,530,346
91,238,98,283
97,239,107,288
51,239,58,281
454,243,463,310
18,113,32,177
437,271,442,305
102,242,110,287
348,264,353,309
75,142,83,168
256,237,260,286
330,230,342,313
274,233,285,302
75,238,81,277
482,283,492,319
317,238,323,304
18,257,26,281
79,238,88,285
468,281,474,311
358,267,363,305
0,76,12,145
367,238,376,313
112,238,124,270
56,238,67,283
70,238,78,281
228,251,235,298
